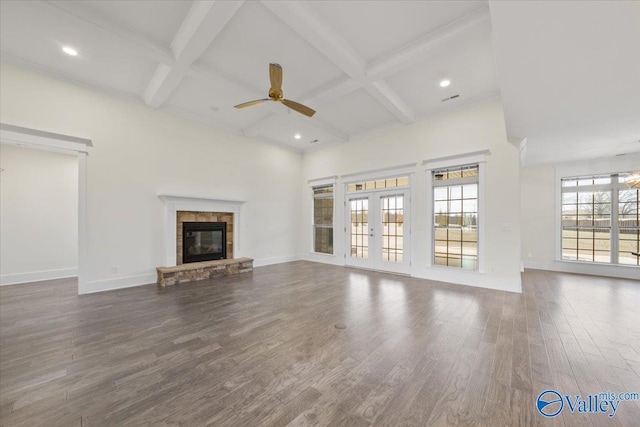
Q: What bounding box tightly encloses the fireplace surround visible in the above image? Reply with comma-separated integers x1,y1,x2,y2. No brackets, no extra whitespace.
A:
157,195,244,267
182,221,226,263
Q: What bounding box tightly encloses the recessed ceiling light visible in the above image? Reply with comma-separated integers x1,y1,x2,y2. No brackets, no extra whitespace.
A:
294,133,301,140
439,79,451,88
62,46,78,56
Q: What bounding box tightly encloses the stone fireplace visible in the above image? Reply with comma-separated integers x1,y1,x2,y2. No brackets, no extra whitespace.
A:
176,211,233,265
158,195,244,267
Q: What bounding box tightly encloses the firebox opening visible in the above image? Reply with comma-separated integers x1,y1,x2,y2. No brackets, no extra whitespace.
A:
182,222,227,263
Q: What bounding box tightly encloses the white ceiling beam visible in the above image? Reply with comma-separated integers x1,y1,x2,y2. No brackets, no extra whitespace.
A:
41,0,173,65
300,5,490,112
260,0,415,127
367,6,491,79
366,81,415,123
301,78,361,107
260,0,366,79
143,1,244,108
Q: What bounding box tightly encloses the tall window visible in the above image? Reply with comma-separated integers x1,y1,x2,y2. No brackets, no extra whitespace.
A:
313,185,334,254
561,173,639,265
433,164,479,270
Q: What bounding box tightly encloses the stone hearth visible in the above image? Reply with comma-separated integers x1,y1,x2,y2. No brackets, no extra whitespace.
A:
156,258,253,287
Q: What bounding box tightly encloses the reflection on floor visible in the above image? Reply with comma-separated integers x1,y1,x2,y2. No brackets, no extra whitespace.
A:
1,261,639,426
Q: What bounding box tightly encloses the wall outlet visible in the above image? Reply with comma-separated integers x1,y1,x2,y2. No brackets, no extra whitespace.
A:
528,252,533,258
111,266,118,274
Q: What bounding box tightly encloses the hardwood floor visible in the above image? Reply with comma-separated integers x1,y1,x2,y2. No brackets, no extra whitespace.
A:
1,261,639,426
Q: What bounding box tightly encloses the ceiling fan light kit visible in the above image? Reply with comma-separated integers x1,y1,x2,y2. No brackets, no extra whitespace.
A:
234,63,316,117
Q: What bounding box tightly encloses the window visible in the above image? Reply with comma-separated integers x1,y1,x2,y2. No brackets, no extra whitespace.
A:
347,176,409,192
433,164,479,270
313,185,334,254
619,184,639,265
561,173,639,266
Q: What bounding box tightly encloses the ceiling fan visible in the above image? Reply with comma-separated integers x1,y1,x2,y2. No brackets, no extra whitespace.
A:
234,63,316,117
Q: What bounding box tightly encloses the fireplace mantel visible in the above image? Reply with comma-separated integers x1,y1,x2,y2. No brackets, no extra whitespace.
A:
158,195,245,267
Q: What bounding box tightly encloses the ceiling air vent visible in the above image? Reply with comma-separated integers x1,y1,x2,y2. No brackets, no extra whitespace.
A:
441,94,460,102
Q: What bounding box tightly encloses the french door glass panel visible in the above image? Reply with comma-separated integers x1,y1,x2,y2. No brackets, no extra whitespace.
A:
350,197,369,259
381,194,404,263
347,190,410,274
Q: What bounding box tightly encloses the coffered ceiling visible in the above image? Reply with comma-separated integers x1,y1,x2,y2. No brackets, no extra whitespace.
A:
0,0,497,151
1,1,638,163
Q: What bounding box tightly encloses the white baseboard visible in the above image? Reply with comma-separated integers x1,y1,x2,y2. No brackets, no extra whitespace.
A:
82,273,156,294
302,252,343,266
0,267,78,286
412,267,522,293
81,255,303,294
523,259,640,280
253,254,302,268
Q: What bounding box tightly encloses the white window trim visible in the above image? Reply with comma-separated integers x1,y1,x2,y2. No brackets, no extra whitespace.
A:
554,155,640,264
424,151,489,273
556,171,639,266
341,163,417,184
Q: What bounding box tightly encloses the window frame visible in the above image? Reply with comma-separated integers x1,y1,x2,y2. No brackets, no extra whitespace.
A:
312,183,335,255
558,172,639,266
431,164,480,271
425,151,488,274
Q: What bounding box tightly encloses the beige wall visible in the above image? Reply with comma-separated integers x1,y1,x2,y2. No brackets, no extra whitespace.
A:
0,144,78,285
302,99,523,292
521,155,640,279
0,63,303,293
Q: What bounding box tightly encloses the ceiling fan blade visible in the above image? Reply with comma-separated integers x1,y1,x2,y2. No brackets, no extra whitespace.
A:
281,98,316,117
234,99,269,109
269,63,283,94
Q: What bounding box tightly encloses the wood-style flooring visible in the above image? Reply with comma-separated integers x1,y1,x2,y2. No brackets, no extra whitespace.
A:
1,261,639,426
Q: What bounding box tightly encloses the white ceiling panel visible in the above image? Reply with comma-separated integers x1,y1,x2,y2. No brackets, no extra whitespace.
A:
308,0,486,63
385,24,498,117
255,113,343,151
490,1,640,165
52,0,193,49
196,1,346,100
164,74,272,130
315,89,399,136
0,1,157,96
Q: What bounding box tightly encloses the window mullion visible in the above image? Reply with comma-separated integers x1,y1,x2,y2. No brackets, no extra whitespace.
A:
611,189,619,264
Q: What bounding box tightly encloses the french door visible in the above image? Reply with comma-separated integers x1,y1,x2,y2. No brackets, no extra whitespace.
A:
346,189,410,274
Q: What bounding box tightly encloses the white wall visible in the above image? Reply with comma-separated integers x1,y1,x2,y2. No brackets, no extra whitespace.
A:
301,100,523,293
0,144,78,285
521,154,640,279
0,63,302,294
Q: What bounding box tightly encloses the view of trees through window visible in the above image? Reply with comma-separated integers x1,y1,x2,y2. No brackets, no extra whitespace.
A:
561,174,639,265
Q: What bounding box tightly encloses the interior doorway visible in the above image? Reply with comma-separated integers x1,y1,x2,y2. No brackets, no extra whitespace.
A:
0,123,91,294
